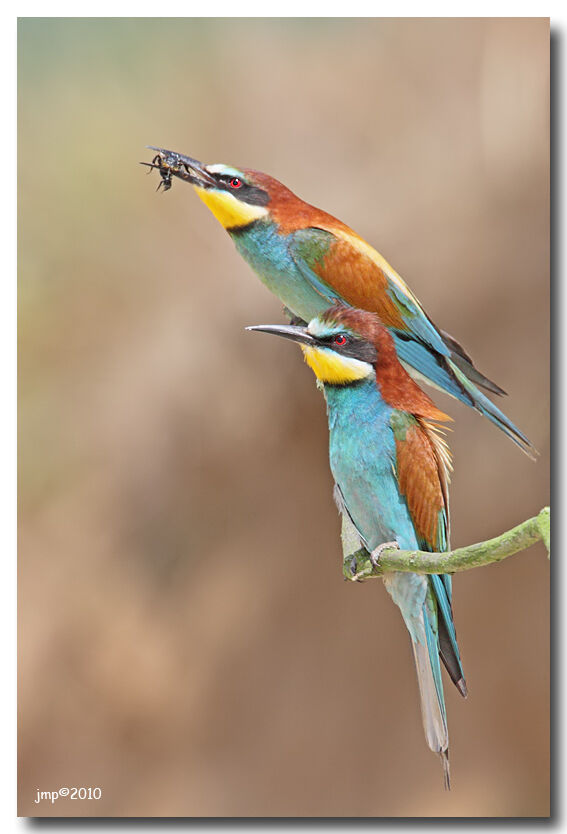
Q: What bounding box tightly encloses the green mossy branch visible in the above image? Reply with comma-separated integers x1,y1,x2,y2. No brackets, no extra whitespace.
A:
344,507,550,581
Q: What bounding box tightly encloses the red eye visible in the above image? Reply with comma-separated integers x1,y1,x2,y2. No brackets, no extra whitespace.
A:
334,334,347,346
229,177,242,188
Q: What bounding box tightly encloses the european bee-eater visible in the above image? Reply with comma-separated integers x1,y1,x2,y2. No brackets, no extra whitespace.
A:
247,304,466,789
144,146,535,457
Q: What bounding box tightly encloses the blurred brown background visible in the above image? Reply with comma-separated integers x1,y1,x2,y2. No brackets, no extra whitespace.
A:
18,18,550,818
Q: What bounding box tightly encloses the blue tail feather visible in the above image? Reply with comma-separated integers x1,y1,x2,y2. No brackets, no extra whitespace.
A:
422,600,447,723
393,334,536,458
430,575,467,695
448,361,536,459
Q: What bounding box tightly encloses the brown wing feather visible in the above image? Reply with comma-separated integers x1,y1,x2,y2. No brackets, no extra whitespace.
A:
395,420,452,551
315,238,408,330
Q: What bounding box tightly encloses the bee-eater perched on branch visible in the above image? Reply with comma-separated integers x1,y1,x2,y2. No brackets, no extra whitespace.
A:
143,147,535,458
248,304,467,789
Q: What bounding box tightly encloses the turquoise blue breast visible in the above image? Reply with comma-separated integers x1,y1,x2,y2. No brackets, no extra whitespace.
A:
324,380,420,552
230,222,329,321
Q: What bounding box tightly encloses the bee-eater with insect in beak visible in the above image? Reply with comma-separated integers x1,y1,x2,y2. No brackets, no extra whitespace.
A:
247,303,467,789
144,147,535,458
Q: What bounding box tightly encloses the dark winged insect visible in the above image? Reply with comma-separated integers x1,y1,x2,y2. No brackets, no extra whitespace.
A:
151,152,175,192
141,150,186,192
141,146,218,192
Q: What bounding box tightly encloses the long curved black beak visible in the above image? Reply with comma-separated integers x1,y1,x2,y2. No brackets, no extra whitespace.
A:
245,324,316,346
141,146,217,188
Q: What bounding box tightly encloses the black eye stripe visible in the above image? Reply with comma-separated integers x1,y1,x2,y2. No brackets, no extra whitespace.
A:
211,173,271,207
318,334,377,364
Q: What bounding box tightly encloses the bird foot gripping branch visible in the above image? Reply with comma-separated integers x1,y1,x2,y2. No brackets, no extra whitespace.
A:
349,541,401,581
371,540,400,567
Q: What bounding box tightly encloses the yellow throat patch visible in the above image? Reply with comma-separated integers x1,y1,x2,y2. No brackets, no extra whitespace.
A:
301,346,373,385
194,186,269,229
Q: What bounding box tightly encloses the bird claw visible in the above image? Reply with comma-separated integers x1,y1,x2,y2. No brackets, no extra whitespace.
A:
346,542,399,582
370,540,399,568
